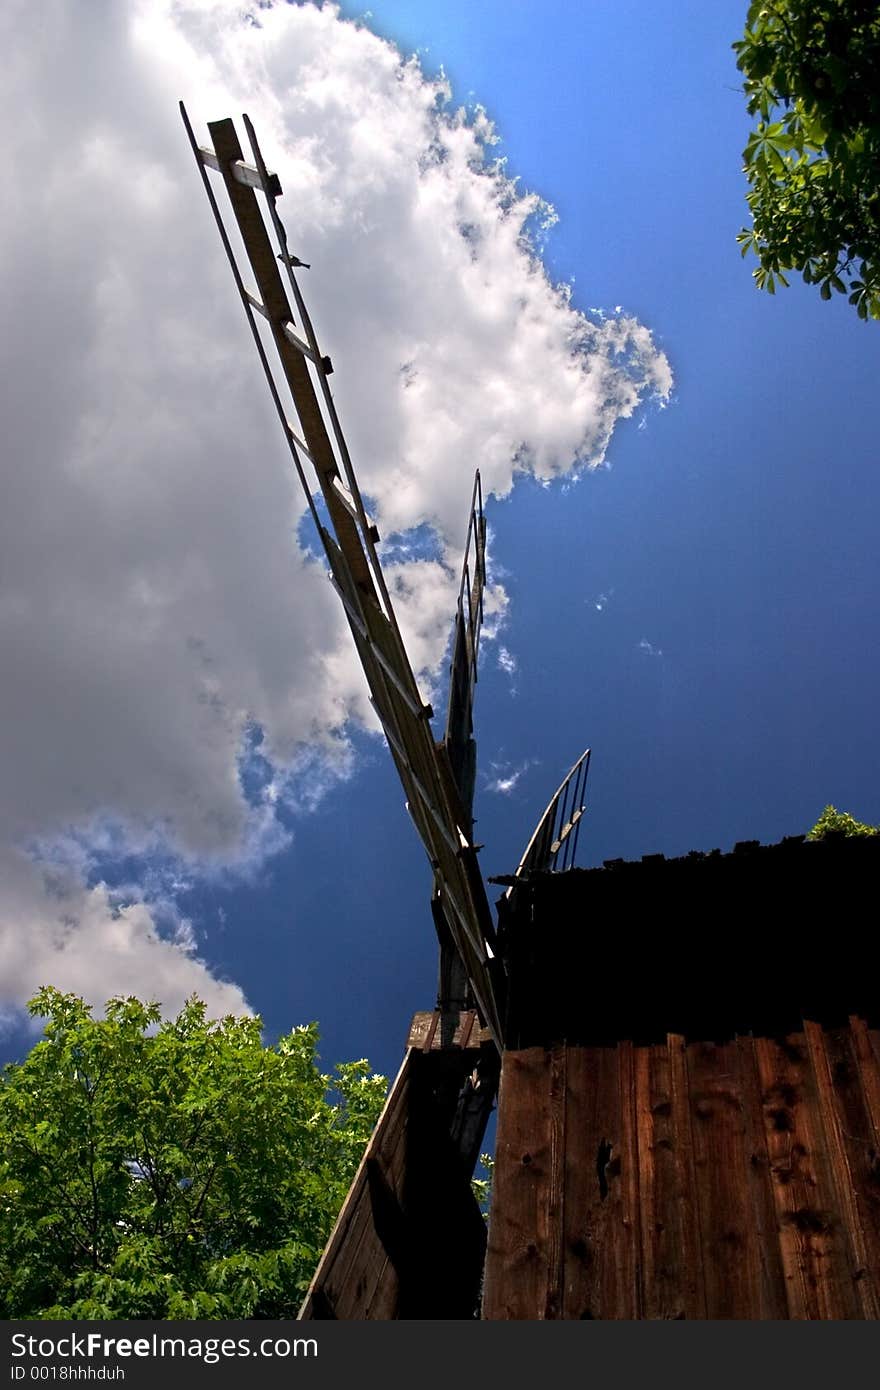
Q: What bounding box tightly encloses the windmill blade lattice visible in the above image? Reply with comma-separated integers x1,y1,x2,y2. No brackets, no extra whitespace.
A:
180,107,503,1044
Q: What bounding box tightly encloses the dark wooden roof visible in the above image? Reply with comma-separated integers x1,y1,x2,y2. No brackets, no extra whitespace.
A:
498,834,880,1049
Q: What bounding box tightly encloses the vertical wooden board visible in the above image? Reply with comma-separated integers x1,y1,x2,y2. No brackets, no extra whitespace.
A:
613,1041,642,1319
483,1047,553,1319
850,1018,880,1144
686,1040,761,1318
559,1046,630,1319
754,1034,861,1319
735,1036,790,1319
637,1040,702,1318
540,1044,567,1318
667,1033,708,1319
794,1029,864,1318
560,1046,599,1318
805,1022,880,1319
634,1044,658,1317
754,1034,819,1319
849,1019,880,1308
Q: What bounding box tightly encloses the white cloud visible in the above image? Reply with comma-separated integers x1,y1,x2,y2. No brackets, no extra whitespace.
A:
591,589,613,612
497,647,518,676
488,773,522,796
0,0,671,1018
638,638,663,658
485,758,535,796
0,848,248,1029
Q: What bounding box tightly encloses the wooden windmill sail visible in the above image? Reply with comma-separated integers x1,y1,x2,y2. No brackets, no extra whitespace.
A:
180,105,503,1044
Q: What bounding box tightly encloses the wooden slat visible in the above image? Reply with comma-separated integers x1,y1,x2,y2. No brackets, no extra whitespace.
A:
556,1045,640,1319
560,1046,599,1318
686,1039,765,1317
633,1043,658,1317
795,1028,865,1318
754,1035,812,1319
667,1032,708,1318
542,1044,566,1319
637,1038,703,1318
735,1035,790,1318
615,1040,643,1318
483,1048,552,1318
197,144,282,195
850,1017,880,1143
755,1033,861,1319
804,1021,880,1318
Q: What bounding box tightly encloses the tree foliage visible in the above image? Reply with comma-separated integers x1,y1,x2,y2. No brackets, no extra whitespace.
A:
470,1152,495,1220
807,803,880,839
0,989,386,1319
734,0,880,318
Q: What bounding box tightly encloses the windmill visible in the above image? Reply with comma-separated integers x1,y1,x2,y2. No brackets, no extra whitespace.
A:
180,107,590,1317
180,110,880,1322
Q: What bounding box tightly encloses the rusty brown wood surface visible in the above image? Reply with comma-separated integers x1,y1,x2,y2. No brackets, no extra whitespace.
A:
547,1045,629,1319
735,1035,790,1317
687,1039,758,1317
484,1021,880,1319
804,1021,880,1318
482,1047,553,1319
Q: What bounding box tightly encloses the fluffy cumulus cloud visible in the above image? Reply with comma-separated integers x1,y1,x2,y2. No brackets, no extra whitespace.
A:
0,0,671,1021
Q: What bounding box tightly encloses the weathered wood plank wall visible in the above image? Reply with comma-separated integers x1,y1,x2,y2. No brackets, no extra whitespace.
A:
483,1020,880,1318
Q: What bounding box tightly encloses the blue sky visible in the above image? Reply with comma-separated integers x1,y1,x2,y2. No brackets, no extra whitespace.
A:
2,0,878,1082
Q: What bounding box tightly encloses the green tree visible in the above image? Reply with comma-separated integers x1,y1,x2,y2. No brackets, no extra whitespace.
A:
0,989,386,1319
734,0,880,318
807,803,880,838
